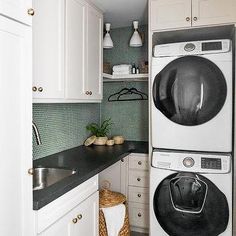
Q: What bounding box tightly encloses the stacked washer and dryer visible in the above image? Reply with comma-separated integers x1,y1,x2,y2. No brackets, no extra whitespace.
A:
150,40,233,235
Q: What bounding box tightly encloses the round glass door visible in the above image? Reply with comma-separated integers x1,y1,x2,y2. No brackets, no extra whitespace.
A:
153,173,229,236
152,56,227,126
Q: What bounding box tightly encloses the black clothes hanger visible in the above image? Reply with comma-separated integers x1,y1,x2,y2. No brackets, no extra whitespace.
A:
108,87,148,102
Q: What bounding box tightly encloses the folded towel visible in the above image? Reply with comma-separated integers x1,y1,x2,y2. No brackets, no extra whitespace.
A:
101,204,126,236
112,71,131,75
113,64,131,72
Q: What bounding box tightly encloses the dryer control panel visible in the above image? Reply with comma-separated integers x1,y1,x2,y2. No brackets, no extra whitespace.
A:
152,151,231,174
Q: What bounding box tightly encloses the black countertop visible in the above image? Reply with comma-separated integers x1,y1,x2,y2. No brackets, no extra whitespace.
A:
33,141,148,210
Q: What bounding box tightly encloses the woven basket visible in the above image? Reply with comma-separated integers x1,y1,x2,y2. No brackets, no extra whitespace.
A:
99,188,130,236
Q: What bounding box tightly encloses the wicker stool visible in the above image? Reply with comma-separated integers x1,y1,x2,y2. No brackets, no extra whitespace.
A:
99,188,130,236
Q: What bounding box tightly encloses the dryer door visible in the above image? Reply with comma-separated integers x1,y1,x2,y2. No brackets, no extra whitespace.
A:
153,173,229,236
152,55,227,126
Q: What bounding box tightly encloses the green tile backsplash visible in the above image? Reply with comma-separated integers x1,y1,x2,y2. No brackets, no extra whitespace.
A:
33,25,148,160
101,82,148,141
33,103,100,159
102,25,148,141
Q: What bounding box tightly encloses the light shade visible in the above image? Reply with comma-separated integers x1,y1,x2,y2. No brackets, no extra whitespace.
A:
130,21,142,47
103,23,113,49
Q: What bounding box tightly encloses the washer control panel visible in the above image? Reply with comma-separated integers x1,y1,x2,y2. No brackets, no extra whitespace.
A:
152,151,231,174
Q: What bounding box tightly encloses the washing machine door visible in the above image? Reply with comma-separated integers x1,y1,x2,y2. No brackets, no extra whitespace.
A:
153,173,229,236
152,55,227,126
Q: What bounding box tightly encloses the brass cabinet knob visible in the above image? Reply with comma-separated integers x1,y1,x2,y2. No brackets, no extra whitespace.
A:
137,193,141,198
138,161,142,165
72,218,78,224
186,17,190,22
85,91,89,95
32,86,37,92
77,214,82,220
38,87,43,92
193,17,198,21
137,177,141,182
28,168,34,175
27,8,35,16
138,213,142,217
89,91,92,95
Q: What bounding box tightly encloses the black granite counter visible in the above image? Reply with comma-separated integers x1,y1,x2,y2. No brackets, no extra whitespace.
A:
33,141,148,210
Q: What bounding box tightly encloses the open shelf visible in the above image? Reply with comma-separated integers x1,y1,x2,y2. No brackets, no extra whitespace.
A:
103,73,148,82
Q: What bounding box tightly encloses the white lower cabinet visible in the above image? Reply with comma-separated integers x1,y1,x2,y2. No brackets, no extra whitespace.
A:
39,192,98,236
35,175,98,236
98,153,149,233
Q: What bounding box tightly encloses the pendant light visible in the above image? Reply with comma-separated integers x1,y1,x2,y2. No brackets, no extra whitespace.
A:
103,23,114,49
129,21,142,47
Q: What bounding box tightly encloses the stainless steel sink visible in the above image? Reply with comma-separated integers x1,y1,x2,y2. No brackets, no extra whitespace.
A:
32,168,77,191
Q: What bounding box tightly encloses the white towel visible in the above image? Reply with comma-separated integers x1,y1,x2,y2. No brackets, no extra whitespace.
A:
101,204,126,236
113,71,131,76
113,64,131,72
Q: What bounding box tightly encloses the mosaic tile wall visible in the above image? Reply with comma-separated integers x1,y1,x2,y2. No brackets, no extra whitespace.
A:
102,25,149,141
101,82,148,141
33,103,100,159
104,25,148,68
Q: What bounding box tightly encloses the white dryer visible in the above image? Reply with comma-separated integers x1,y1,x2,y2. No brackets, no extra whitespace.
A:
150,150,232,236
151,40,232,152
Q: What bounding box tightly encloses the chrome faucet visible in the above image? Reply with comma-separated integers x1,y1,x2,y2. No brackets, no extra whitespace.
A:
32,122,42,145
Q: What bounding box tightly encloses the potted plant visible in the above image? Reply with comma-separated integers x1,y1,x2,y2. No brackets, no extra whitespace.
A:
86,118,112,145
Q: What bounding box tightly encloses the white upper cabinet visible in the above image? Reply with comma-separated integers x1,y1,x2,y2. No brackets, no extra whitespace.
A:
65,0,87,100
0,0,32,25
150,0,236,31
87,5,103,100
33,0,65,100
192,0,236,27
33,0,103,103
150,0,192,31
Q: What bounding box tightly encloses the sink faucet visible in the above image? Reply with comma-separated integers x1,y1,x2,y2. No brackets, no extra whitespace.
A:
32,122,42,145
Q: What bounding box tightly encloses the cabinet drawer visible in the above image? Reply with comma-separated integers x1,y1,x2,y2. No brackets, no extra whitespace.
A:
128,186,149,204
128,202,149,229
129,154,148,171
129,170,149,188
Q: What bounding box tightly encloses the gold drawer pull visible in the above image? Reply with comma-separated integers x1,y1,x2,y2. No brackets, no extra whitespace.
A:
85,91,89,95
138,213,142,217
193,16,198,21
72,218,78,224
138,161,142,165
137,178,141,182
38,87,43,92
77,214,82,220
137,193,141,198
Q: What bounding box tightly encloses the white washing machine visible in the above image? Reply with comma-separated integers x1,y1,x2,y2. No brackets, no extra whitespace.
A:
150,150,232,236
151,39,233,152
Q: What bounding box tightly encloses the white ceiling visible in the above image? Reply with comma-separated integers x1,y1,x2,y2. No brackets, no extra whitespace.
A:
90,0,148,28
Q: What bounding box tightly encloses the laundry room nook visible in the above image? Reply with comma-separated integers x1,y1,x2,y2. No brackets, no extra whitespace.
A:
1,0,236,236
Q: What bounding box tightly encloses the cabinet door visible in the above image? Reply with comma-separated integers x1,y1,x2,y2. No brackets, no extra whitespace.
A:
192,0,236,26
39,191,99,236
87,5,103,100
33,0,65,100
0,16,33,236
65,0,87,100
150,0,192,31
0,0,32,25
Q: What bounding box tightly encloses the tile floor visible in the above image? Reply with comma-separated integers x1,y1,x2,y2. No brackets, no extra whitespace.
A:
131,232,149,236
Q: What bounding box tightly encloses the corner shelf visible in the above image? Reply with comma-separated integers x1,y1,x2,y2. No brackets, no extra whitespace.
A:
103,73,149,82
